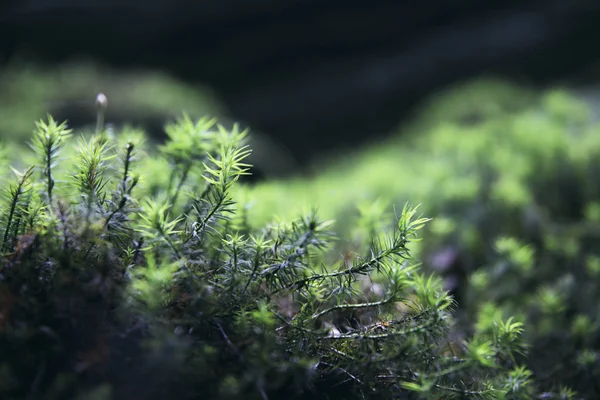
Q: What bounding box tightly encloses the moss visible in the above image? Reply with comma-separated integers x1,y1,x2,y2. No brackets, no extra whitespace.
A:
232,80,600,397
0,109,535,399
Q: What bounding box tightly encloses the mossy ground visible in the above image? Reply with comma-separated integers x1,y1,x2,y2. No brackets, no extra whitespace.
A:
0,69,599,398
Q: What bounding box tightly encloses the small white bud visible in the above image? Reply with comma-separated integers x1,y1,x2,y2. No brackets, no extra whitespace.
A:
95,93,108,110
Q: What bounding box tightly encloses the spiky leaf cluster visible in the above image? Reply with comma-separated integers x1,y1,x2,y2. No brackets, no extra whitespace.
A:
0,115,535,400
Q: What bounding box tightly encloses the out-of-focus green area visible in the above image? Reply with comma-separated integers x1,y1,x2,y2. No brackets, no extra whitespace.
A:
0,60,223,141
236,79,545,226
0,60,300,178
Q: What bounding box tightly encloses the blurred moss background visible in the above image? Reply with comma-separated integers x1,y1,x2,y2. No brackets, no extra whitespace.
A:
0,59,300,180
0,60,222,139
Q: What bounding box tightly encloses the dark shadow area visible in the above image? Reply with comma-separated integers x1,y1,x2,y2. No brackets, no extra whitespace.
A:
2,0,600,165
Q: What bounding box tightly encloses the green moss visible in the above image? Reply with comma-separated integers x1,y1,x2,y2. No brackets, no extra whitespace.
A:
0,110,536,399
229,79,600,396
3,73,600,397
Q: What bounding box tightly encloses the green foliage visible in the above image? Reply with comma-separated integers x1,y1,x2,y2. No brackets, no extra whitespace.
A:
234,81,600,398
4,78,600,398
0,113,535,400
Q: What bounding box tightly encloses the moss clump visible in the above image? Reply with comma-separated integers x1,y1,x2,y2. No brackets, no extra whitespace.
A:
237,81,600,397
0,112,537,399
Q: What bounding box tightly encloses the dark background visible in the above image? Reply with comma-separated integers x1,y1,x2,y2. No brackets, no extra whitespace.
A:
2,0,600,165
